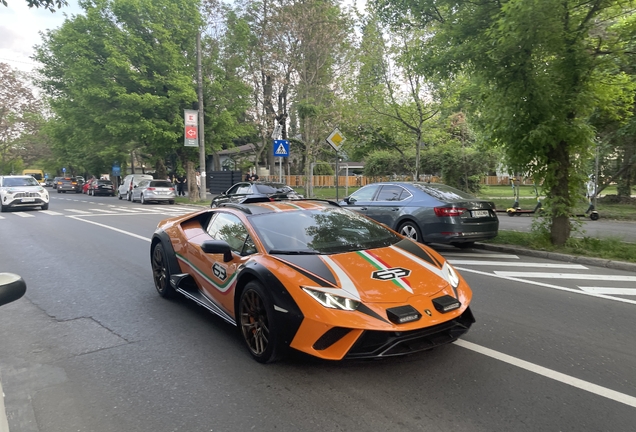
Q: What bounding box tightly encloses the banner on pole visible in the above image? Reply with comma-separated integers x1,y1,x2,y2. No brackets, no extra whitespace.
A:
184,109,199,147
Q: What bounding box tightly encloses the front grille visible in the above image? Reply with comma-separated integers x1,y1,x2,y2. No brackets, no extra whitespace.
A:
14,192,40,198
345,307,475,359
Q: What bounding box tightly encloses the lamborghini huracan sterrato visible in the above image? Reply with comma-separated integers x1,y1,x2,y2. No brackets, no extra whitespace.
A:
150,199,475,363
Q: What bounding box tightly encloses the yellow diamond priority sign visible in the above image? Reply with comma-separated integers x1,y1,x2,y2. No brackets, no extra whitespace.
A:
326,128,346,152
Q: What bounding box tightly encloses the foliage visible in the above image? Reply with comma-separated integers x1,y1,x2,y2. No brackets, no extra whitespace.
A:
0,63,49,175
313,161,334,175
34,0,202,177
373,0,636,246
364,149,415,176
2,0,67,11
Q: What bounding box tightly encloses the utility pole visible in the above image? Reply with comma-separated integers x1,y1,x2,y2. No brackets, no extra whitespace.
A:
196,32,206,200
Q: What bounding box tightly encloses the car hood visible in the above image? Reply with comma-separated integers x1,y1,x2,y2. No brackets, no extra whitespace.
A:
270,240,453,303
1,186,46,194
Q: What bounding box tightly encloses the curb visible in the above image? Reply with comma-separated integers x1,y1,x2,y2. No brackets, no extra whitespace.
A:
475,243,636,272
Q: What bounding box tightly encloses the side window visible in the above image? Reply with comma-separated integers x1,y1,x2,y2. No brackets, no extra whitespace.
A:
375,185,409,201
226,184,242,195
349,185,380,202
236,185,251,194
206,213,254,255
138,180,149,188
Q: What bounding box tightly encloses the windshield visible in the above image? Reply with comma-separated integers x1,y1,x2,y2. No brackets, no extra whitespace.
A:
3,177,40,187
412,183,476,201
249,207,401,254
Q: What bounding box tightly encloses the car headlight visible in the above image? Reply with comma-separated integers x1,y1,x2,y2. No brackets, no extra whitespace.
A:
302,287,360,311
444,263,460,289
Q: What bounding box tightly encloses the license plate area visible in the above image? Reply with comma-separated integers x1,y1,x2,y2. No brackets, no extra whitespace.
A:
21,198,35,202
471,210,489,218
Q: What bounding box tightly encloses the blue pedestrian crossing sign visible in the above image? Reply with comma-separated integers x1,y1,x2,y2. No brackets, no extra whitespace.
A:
273,140,290,157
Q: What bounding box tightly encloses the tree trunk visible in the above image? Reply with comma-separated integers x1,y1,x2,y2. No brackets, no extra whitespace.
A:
548,141,571,246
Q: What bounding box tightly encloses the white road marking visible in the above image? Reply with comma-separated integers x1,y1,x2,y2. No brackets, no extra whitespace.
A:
0,215,4,220
131,207,163,212
13,213,34,218
39,210,63,216
88,208,117,214
455,339,636,408
494,272,636,281
578,287,636,295
449,261,586,268
65,209,91,214
442,253,520,259
456,267,636,305
68,216,151,242
108,208,141,213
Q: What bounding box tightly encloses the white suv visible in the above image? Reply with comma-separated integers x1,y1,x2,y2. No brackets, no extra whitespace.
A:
0,175,50,212
118,174,154,201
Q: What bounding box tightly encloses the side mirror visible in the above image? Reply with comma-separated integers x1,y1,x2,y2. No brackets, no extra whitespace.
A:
344,196,355,204
0,273,26,307
201,240,233,262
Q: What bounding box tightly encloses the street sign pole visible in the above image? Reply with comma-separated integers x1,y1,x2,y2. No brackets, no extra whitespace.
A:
326,128,346,202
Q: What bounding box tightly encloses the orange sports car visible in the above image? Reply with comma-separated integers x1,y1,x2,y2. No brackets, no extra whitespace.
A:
150,199,475,363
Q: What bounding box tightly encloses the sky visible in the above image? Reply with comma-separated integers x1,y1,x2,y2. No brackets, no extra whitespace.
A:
0,0,83,74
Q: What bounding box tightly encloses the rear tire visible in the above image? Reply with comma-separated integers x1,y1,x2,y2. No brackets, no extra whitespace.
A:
141,195,146,205
239,281,283,363
127,192,132,201
397,221,422,243
151,243,176,298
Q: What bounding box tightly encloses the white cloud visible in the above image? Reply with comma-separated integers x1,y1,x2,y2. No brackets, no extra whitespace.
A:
0,0,82,73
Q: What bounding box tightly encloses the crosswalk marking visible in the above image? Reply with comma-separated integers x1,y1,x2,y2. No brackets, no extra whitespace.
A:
40,210,64,215
578,287,636,295
448,260,586,269
89,208,118,214
443,253,520,259
66,209,91,214
13,212,35,218
108,208,141,213
494,272,636,281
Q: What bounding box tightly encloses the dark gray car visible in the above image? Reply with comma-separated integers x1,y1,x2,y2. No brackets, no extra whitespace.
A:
340,182,498,248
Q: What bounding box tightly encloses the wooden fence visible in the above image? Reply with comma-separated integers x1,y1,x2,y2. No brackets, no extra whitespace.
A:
259,175,534,187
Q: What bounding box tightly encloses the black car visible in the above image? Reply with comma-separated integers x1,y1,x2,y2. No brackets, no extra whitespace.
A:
88,179,115,196
56,177,82,193
210,181,302,208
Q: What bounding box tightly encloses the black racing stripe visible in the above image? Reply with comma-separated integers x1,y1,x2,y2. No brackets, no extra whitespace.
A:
356,304,390,324
271,255,337,287
395,238,440,267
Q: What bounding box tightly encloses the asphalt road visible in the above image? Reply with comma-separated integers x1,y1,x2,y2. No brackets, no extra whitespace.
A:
0,194,635,431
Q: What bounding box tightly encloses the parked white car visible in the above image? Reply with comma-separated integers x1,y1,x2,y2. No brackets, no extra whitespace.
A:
118,174,154,201
131,179,176,204
0,175,50,212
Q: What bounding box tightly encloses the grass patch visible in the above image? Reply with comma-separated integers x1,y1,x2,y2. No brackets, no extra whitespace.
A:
485,230,636,263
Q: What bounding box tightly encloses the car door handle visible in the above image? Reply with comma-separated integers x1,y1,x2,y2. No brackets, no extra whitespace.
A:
391,208,399,211
360,207,367,211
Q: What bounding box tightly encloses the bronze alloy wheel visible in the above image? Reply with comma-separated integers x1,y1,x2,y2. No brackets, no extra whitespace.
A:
151,243,174,298
239,282,281,363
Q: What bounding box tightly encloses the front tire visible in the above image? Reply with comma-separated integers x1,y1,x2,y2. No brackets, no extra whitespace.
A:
398,221,422,243
151,243,176,298
239,281,283,363
118,192,123,200
41,203,49,210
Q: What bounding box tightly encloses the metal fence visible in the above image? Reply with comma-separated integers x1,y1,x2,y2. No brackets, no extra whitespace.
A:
258,175,533,187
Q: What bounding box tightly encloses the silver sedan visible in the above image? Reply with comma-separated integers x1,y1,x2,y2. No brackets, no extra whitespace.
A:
131,180,176,204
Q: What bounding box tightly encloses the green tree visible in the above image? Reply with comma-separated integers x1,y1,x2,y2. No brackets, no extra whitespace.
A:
374,0,636,245
34,0,202,179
